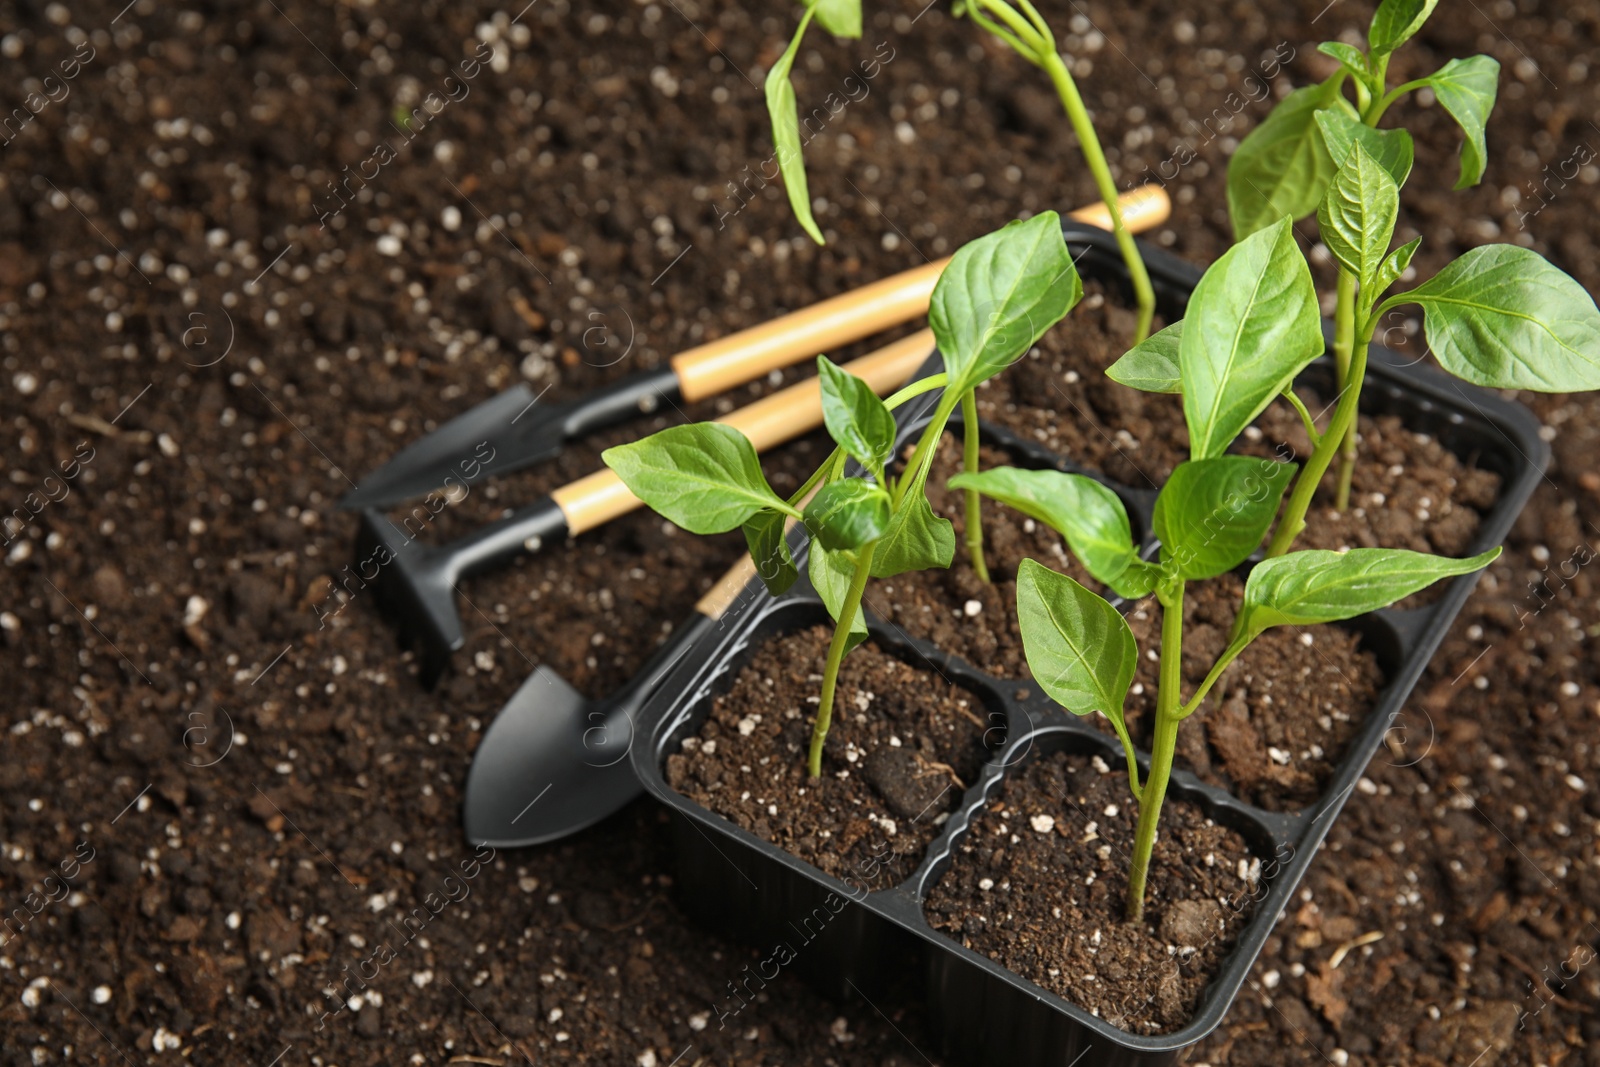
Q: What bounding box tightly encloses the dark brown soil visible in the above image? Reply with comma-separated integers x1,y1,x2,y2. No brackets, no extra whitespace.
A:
870,434,1102,679
976,282,1183,487
1114,573,1387,811
412,417,835,703
2,0,1597,1064
1247,391,1503,558
666,625,991,890
924,750,1263,1034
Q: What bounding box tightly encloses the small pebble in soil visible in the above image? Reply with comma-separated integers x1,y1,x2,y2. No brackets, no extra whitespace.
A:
963,599,982,617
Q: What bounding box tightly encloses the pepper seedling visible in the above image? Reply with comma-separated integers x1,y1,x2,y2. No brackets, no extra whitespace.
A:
604,213,1080,776
1223,0,1600,516
761,0,1154,342
957,216,1506,920
951,0,1154,343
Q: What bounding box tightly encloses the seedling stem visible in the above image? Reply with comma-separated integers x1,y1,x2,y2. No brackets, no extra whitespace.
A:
809,540,878,777
1331,269,1360,510
961,389,990,582
1125,579,1184,921
1267,316,1375,558
966,0,1155,342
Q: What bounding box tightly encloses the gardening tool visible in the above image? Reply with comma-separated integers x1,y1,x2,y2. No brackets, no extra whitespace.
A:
338,186,1170,511
357,329,936,688
462,541,766,846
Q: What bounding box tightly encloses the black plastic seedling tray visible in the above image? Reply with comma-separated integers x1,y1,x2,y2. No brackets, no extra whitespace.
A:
626,221,1548,1066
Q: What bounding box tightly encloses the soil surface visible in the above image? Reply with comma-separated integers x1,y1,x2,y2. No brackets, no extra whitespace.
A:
871,434,1102,679
2,0,1598,1064
924,749,1262,1035
1119,574,1388,811
976,283,1185,487
665,625,992,890
1248,392,1503,558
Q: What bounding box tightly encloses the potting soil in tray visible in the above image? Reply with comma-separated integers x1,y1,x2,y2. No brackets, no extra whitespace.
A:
1245,397,1502,557
665,624,992,891
979,282,1500,554
871,434,1102,680
1120,574,1386,811
975,282,1185,487
871,433,1388,812
922,750,1261,1035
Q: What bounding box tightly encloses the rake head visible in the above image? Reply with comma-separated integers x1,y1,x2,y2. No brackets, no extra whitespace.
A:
354,509,465,689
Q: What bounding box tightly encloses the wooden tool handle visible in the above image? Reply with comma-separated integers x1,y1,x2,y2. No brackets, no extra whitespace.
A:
1068,182,1171,234
695,553,760,619
551,328,934,536
671,262,945,403
670,185,1170,402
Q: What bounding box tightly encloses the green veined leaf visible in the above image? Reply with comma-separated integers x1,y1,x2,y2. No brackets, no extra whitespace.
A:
1227,78,1356,239
766,11,825,245
603,423,787,533
1318,143,1400,294
1392,244,1600,390
868,490,954,578
1016,559,1139,765
1153,457,1296,581
743,510,798,595
1106,321,1183,394
1237,546,1500,637
809,540,868,651
1371,236,1422,297
930,212,1081,394
1317,41,1371,81
1314,109,1415,188
817,356,895,481
1181,217,1324,459
1368,0,1439,57
803,477,891,551
948,467,1159,598
807,0,861,37
1424,55,1500,189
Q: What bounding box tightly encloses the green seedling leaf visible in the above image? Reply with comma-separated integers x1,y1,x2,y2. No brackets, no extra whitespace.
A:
1227,78,1356,239
1153,457,1296,581
1315,109,1415,188
948,467,1160,598
1016,559,1139,765
817,357,895,480
1107,321,1183,394
809,540,868,651
1237,546,1500,637
869,490,955,578
1318,41,1371,82
1318,143,1400,294
1425,55,1499,189
1394,244,1600,390
603,423,787,533
803,478,891,551
1181,218,1324,459
807,0,861,37
1372,236,1422,296
766,12,825,245
743,509,798,595
930,212,1082,394
1368,0,1439,57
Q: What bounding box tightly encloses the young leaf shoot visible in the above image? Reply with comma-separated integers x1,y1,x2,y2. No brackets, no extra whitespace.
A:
605,216,1079,777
